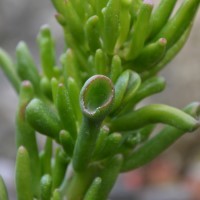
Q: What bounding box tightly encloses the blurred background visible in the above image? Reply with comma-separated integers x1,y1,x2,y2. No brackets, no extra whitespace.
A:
0,0,200,199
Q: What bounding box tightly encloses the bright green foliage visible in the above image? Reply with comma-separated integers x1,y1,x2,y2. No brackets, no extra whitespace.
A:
0,0,200,199
0,175,9,200
15,146,33,200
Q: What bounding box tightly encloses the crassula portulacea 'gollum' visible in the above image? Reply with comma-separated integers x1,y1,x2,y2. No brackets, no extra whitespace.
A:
0,0,200,199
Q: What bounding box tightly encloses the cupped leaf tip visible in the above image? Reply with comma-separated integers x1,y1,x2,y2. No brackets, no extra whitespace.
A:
80,75,114,120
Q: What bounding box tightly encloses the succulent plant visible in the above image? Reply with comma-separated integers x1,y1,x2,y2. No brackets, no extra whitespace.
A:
0,0,200,199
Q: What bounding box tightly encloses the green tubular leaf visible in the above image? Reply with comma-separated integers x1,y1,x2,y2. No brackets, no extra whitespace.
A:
94,49,107,75
83,177,102,200
112,70,130,112
96,154,123,200
59,130,75,157
55,13,66,26
110,104,199,132
16,41,41,94
70,0,86,20
16,81,40,196
61,0,85,44
0,175,9,200
61,49,81,87
121,70,141,106
148,0,177,40
93,126,110,158
110,55,122,84
125,76,166,108
85,15,101,52
37,25,56,79
40,138,53,175
95,0,108,16
16,146,32,200
73,75,114,171
40,76,53,100
52,189,62,200
125,0,153,60
112,70,141,113
119,125,155,155
63,29,89,73
126,134,141,148
56,83,77,140
133,38,167,72
52,147,70,190
136,76,166,102
67,77,82,126
95,0,109,30
40,174,52,200
121,102,200,171
95,132,122,160
88,0,95,8
102,0,121,54
185,102,200,118
53,66,61,79
142,23,193,80
153,0,200,49
88,55,95,73
96,0,108,16
26,98,62,141
51,0,66,15
0,48,20,93
116,0,131,48
133,125,155,143
132,0,143,15
130,0,143,23
85,2,95,19
51,77,59,104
